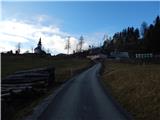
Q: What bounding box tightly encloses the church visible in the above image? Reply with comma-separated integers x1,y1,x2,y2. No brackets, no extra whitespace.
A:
34,38,46,55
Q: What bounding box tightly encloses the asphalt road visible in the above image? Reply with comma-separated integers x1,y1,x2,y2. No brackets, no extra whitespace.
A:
38,63,130,120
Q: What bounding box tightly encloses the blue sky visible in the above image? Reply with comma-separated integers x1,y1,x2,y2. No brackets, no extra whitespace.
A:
0,1,159,54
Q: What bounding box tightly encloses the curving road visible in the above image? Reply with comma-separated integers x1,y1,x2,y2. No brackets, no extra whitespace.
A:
38,63,130,120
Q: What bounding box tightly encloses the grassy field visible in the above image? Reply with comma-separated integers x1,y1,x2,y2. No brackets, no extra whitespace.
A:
102,60,160,120
1,54,90,81
1,54,91,120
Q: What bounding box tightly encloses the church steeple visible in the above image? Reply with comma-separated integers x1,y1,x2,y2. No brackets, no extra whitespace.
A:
34,37,46,54
38,38,42,49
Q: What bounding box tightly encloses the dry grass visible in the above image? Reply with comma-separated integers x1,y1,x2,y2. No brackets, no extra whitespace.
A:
102,60,160,120
1,55,90,81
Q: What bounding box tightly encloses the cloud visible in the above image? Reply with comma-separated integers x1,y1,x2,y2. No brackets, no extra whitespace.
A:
0,18,89,55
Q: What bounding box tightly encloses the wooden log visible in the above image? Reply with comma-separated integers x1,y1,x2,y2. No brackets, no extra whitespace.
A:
1,66,55,99
3,73,49,80
14,67,54,74
2,77,48,84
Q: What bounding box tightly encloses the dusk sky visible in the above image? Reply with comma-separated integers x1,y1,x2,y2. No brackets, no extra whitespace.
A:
0,1,159,55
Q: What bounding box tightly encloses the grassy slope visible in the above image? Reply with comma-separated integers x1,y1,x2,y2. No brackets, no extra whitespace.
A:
102,60,160,120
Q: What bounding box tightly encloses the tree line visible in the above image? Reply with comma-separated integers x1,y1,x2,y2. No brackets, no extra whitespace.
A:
103,16,160,54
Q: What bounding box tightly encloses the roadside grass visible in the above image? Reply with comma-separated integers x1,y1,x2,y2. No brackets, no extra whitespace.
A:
1,54,91,120
102,60,160,120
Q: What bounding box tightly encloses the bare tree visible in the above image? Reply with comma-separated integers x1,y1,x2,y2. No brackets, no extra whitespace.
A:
103,34,108,41
79,35,84,52
76,43,79,53
65,36,71,54
31,46,34,53
15,42,21,54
